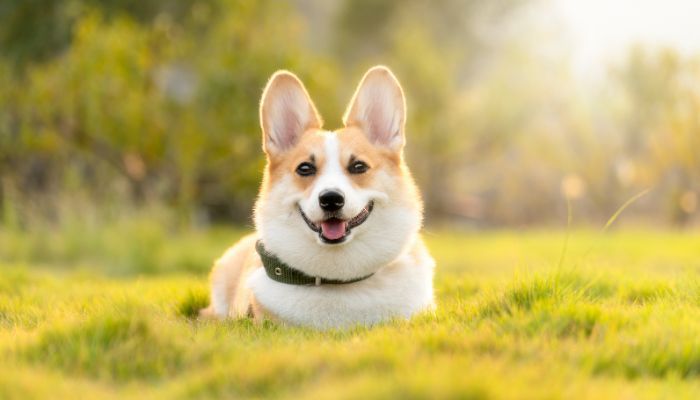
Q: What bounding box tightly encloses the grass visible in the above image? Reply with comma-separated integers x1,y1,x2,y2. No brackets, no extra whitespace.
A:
2,225,700,399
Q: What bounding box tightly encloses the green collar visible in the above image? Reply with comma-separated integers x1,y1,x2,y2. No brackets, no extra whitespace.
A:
255,240,374,286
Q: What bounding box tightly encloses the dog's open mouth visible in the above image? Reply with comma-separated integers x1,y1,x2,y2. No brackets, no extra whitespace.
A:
300,201,374,244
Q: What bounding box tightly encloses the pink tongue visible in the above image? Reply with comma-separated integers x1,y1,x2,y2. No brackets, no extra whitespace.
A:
320,219,347,240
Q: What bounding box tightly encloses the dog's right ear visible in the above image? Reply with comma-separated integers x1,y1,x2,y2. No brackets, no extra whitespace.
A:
260,71,322,155
343,66,406,152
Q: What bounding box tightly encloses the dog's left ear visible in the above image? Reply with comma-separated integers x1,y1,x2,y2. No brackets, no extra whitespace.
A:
260,71,322,156
343,66,406,151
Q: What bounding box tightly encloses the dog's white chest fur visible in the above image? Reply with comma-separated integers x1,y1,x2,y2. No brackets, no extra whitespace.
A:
246,241,435,329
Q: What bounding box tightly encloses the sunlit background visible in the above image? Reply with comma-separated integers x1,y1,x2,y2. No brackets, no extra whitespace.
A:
2,3,700,396
1,0,698,232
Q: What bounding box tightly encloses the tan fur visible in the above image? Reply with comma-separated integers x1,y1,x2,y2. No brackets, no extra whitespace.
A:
266,130,326,188
199,231,280,322
200,234,260,319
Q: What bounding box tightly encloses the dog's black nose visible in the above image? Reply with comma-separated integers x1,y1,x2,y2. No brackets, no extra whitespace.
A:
319,190,345,212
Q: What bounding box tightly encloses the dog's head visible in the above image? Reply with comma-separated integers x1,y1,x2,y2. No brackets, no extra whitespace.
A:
254,66,423,280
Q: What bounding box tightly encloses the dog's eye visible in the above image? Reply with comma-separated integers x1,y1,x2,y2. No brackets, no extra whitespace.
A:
296,162,316,177
348,160,369,174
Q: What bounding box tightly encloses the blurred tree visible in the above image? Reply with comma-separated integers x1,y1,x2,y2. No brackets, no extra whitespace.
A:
0,0,216,66
0,1,338,225
612,48,700,226
0,0,76,66
0,0,697,228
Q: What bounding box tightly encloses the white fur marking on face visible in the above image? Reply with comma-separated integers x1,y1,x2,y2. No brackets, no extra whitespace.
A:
299,132,368,224
318,134,366,220
321,133,345,190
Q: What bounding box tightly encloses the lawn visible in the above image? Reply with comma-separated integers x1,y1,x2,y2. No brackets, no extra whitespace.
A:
1,226,700,399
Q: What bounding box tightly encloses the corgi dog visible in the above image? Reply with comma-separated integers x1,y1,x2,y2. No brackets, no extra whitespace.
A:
200,66,435,329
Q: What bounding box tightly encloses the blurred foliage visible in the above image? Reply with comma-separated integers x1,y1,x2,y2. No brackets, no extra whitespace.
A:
0,0,340,224
0,0,698,228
